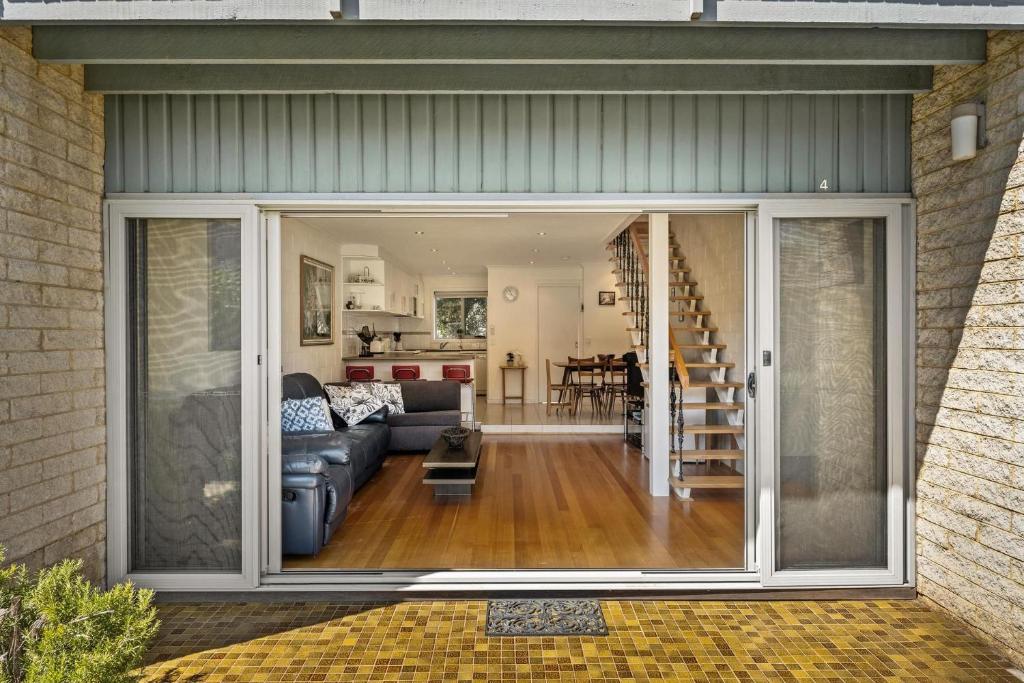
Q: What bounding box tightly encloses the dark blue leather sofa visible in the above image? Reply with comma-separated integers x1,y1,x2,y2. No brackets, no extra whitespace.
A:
280,372,461,556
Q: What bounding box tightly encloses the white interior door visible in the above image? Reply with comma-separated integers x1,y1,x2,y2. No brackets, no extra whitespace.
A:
537,284,582,402
105,202,261,591
756,200,910,587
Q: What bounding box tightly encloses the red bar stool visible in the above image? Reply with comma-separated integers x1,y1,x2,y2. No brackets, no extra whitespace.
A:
345,365,375,382
442,364,472,382
391,365,421,381
442,364,476,427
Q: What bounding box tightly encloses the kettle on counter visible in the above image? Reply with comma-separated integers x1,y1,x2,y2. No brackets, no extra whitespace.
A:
369,336,384,354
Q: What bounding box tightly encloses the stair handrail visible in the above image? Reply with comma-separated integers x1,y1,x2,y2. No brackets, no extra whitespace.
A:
628,224,649,275
669,328,689,390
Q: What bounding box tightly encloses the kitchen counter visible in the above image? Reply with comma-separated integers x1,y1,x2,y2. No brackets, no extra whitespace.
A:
343,351,486,413
342,351,483,361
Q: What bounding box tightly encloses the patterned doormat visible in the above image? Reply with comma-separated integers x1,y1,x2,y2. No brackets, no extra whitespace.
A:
485,599,608,636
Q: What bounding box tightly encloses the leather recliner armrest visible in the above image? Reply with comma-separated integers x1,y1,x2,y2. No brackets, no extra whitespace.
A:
282,453,328,476
281,472,325,490
282,431,354,467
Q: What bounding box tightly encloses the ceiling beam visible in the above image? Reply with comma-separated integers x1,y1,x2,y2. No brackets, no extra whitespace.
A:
35,25,984,65
84,63,933,94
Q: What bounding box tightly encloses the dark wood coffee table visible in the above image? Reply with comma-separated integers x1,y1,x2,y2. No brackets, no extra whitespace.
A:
422,431,483,497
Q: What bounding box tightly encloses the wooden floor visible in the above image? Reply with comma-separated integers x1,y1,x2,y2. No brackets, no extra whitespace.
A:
284,435,744,570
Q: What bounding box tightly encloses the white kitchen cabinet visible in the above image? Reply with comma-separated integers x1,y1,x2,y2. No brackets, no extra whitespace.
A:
346,256,420,317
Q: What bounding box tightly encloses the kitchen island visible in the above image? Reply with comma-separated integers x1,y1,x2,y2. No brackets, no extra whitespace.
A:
342,351,482,422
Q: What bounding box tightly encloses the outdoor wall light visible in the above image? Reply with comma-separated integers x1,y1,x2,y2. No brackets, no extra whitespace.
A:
951,101,986,161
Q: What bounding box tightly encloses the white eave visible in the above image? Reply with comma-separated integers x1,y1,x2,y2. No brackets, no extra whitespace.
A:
0,0,335,22
356,0,695,22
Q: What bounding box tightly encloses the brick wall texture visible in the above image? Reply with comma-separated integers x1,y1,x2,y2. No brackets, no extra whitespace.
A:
913,30,1024,667
0,28,106,583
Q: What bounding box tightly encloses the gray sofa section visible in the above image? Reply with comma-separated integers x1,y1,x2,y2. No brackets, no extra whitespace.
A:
323,379,462,452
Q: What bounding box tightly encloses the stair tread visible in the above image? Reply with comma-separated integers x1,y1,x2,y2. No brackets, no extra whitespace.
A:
678,343,726,349
684,362,734,368
669,475,745,489
683,424,744,434
672,326,718,332
670,295,704,301
669,268,692,273
670,449,744,460
669,281,697,287
687,380,744,388
680,402,744,410
672,310,711,317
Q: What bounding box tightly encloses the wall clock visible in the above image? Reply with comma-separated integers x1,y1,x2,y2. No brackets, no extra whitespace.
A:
502,286,519,303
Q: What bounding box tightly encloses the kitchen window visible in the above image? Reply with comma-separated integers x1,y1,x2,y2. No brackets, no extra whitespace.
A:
434,292,487,340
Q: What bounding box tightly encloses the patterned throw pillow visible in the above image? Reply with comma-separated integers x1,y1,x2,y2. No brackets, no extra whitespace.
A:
370,382,405,416
324,383,384,426
281,397,334,433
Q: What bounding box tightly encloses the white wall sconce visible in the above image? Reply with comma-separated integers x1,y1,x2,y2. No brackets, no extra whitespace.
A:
951,101,987,161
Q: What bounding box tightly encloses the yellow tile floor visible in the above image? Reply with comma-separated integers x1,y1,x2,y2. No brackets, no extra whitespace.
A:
139,599,1017,682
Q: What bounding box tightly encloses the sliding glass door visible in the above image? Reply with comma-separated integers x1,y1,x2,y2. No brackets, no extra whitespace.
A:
106,204,261,590
756,202,909,587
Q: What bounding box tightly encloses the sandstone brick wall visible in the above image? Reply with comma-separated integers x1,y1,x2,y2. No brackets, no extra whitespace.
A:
913,30,1024,666
0,28,106,583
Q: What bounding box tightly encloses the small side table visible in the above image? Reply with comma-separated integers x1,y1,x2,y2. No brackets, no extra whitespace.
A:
499,365,527,405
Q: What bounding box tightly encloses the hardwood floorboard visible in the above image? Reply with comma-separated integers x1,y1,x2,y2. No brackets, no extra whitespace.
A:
283,435,744,570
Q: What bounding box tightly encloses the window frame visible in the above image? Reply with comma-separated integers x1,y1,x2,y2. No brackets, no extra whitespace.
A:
432,291,488,341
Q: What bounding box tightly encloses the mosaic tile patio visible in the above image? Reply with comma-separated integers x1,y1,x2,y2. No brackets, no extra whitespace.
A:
139,599,1017,682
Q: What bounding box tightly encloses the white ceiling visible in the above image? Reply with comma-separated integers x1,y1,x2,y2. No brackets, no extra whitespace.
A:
288,213,631,276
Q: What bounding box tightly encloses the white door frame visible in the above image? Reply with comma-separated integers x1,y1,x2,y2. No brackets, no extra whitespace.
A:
104,201,261,591
104,194,913,592
755,199,913,588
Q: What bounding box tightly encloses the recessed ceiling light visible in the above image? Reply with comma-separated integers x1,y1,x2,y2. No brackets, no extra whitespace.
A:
529,260,535,265
532,248,540,253
430,248,438,253
414,231,425,236
450,272,457,276
441,260,447,265
537,232,546,236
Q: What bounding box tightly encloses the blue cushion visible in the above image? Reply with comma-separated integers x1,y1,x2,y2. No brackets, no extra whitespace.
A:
281,397,334,433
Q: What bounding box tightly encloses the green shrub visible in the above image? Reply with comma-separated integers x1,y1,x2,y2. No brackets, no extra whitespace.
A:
0,548,159,683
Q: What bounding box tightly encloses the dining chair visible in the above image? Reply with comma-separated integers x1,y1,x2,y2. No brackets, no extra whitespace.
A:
568,356,601,415
605,357,628,414
545,358,574,415
596,353,615,413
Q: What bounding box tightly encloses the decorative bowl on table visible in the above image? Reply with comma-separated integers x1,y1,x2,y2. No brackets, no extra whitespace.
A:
441,426,471,450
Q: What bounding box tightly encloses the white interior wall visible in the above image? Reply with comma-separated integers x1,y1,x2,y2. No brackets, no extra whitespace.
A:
581,259,632,359
671,213,746,386
281,221,345,382
487,263,629,403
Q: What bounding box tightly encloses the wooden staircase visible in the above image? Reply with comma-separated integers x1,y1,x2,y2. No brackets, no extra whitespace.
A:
610,218,745,500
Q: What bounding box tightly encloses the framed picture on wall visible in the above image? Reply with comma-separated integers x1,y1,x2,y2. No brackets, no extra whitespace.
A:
598,291,616,306
300,255,334,346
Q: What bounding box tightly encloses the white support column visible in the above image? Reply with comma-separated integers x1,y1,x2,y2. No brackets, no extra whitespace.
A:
648,213,671,497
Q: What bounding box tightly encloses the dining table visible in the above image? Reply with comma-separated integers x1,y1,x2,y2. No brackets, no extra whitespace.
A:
552,359,627,391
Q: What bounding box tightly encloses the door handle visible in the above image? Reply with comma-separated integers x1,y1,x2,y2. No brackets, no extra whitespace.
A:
746,371,756,399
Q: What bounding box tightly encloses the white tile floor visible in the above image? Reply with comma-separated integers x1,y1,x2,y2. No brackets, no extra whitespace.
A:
474,396,621,434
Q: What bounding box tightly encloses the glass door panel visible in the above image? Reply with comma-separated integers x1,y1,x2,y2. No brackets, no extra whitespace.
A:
108,203,259,590
776,217,887,570
756,202,907,587
126,218,244,572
